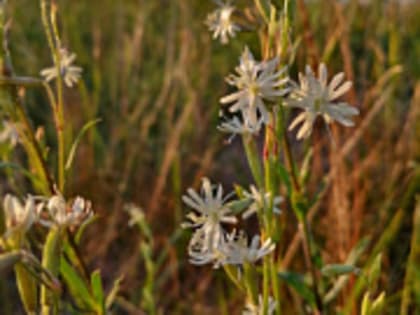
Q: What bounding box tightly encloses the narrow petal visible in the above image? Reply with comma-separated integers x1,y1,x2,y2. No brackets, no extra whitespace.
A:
319,63,328,87
329,81,352,100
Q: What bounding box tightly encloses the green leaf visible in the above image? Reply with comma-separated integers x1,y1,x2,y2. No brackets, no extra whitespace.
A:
346,237,370,265
233,184,246,199
15,263,38,314
242,135,263,187
278,271,316,307
91,270,105,314
299,148,313,185
370,292,386,315
75,214,98,244
226,198,252,215
321,264,360,277
105,276,124,309
368,253,382,289
60,258,96,311
41,227,62,313
291,191,308,222
65,118,101,171
361,292,371,315
276,162,292,195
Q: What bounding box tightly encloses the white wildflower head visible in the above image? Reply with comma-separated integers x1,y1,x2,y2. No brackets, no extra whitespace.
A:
243,295,277,315
40,193,92,227
40,48,82,88
206,0,239,44
220,47,289,129
124,203,146,227
182,177,237,254
286,63,359,140
218,116,264,142
242,185,283,219
3,194,38,238
0,120,20,147
187,227,227,267
220,231,275,265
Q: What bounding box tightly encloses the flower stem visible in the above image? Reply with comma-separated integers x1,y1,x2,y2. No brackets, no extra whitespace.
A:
242,134,263,188
278,106,323,314
40,0,66,193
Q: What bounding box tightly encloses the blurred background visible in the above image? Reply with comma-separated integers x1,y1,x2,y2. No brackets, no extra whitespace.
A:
0,0,419,314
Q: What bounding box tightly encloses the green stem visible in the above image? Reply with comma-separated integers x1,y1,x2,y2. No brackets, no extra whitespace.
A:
41,227,62,315
242,134,264,188
243,263,258,307
40,0,66,193
278,106,323,314
254,0,269,23
270,255,281,315
50,1,66,192
262,258,270,314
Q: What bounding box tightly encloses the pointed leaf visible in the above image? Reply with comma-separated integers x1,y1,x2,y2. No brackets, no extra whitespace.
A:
65,118,101,170
278,271,316,307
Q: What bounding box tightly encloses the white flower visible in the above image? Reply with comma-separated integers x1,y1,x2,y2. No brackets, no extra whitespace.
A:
40,194,92,227
187,228,227,267
286,63,359,140
124,203,145,227
218,116,263,142
3,194,38,238
220,47,289,128
0,121,20,146
242,185,283,219
205,0,239,44
220,231,275,265
40,48,82,87
182,178,237,254
243,295,277,315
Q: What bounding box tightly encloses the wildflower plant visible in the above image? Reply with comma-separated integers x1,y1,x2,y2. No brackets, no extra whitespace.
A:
0,0,415,314
0,1,119,314
182,1,368,314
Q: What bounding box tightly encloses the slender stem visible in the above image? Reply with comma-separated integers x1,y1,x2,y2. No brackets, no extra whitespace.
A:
301,220,323,314
270,255,281,315
262,258,270,314
14,97,55,194
40,0,66,192
254,0,269,23
243,263,258,306
278,106,323,314
242,134,264,188
50,3,66,193
263,116,278,314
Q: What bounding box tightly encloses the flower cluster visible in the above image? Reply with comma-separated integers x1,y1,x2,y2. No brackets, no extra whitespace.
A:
182,178,280,268
38,193,92,228
41,48,82,88
206,0,239,45
220,47,289,133
216,46,359,140
3,195,39,242
2,192,93,245
286,63,359,139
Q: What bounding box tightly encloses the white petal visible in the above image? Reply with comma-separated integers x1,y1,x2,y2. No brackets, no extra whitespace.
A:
329,81,352,100
319,63,328,87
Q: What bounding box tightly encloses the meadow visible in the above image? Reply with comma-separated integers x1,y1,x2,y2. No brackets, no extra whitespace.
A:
0,0,419,314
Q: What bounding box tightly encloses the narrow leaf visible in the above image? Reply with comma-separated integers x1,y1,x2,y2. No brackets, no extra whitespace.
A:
278,271,316,307
65,118,101,170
